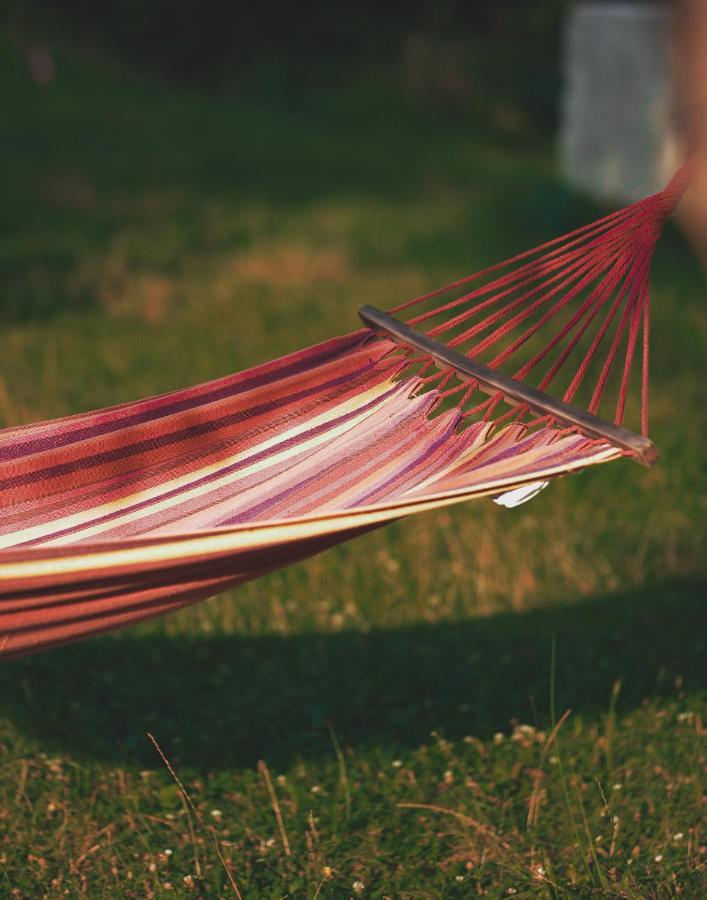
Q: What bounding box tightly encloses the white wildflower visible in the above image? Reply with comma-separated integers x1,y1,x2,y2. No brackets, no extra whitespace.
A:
352,880,365,894
384,556,400,573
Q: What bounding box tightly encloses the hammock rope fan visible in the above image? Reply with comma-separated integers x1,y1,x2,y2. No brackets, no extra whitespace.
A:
0,161,692,658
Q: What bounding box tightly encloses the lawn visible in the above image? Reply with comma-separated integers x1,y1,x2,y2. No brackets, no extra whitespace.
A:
0,38,705,898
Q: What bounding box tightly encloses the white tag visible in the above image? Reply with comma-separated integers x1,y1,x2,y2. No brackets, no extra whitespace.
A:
493,480,549,508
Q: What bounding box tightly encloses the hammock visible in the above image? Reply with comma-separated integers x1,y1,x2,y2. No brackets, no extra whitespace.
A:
0,162,692,658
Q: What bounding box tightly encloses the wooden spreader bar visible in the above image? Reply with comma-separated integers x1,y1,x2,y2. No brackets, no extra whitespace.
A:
359,305,659,467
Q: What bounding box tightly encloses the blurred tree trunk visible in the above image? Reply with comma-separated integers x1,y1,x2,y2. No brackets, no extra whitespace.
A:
675,0,707,264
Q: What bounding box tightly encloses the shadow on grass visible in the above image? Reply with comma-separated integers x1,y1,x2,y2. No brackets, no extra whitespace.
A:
0,577,704,770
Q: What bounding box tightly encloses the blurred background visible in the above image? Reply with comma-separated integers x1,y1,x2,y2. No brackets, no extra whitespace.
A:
1,0,702,430
0,2,705,897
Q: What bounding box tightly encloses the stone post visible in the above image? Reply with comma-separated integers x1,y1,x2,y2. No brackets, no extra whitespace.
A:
561,2,677,203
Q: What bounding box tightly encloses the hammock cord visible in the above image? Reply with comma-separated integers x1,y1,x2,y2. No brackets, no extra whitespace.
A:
387,159,695,439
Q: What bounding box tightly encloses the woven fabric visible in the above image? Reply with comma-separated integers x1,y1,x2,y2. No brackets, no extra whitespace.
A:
0,331,618,658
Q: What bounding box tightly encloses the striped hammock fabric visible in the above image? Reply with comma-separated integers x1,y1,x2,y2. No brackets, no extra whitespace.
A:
0,162,691,658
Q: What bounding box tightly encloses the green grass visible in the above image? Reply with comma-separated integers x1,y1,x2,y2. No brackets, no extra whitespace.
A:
0,40,705,898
